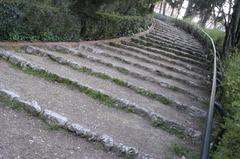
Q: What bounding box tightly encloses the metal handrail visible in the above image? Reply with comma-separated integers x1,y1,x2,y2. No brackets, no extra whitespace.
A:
199,29,218,159
153,14,223,158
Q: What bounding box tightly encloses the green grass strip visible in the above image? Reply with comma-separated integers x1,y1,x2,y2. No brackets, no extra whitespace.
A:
48,55,173,105
11,64,115,107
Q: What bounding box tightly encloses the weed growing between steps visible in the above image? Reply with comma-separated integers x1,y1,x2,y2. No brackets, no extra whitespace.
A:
5,59,195,139
171,144,199,159
46,122,61,131
151,119,185,139
10,64,115,107
47,51,173,105
0,97,23,111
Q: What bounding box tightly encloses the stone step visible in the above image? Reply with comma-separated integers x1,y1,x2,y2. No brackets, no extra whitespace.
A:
145,33,205,56
135,36,209,64
130,38,209,69
53,45,210,103
149,30,203,50
151,21,202,45
0,49,203,140
0,102,121,159
122,40,209,71
108,42,209,76
0,53,202,158
151,24,201,43
149,24,203,48
152,19,197,38
152,28,200,44
75,44,209,89
28,45,208,115
96,43,207,81
141,35,206,57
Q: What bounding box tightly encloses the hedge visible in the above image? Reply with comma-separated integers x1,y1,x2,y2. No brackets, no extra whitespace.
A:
84,12,152,40
0,0,82,41
0,0,152,41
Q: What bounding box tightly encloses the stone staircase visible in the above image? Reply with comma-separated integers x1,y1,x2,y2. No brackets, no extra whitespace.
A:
0,19,210,159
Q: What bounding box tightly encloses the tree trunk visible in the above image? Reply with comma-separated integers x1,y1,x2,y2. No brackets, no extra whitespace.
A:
200,9,212,27
176,0,184,18
163,0,167,16
184,0,194,19
159,2,163,14
223,0,240,57
170,7,175,16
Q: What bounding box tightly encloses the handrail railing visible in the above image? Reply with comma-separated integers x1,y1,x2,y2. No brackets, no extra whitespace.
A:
153,14,225,159
199,29,218,159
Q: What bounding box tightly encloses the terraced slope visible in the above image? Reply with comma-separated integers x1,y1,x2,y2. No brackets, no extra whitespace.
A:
0,19,210,159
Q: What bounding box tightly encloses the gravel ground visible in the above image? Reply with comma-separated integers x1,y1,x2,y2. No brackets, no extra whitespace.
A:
0,104,121,159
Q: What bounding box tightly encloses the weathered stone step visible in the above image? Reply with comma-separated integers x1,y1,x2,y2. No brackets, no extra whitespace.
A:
0,54,202,158
149,25,203,48
152,28,200,44
135,36,209,64
149,30,203,50
145,33,205,56
76,44,209,89
108,42,209,76
0,61,181,158
123,40,209,70
151,21,201,44
130,37,209,68
25,46,208,116
152,19,196,37
0,50,203,140
96,43,207,81
151,24,200,42
53,45,209,100
141,35,206,57
0,102,121,159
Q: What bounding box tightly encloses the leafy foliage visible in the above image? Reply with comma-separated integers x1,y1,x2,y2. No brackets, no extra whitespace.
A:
212,51,240,159
0,0,82,41
84,12,151,39
203,28,225,49
0,0,152,41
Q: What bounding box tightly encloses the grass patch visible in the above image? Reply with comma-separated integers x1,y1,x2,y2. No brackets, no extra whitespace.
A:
151,118,185,139
0,97,23,111
171,144,199,159
212,50,240,159
203,28,225,49
11,63,115,107
46,122,61,130
51,54,174,105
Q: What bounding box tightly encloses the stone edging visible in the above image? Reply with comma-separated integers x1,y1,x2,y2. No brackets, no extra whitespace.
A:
24,46,203,139
0,88,139,158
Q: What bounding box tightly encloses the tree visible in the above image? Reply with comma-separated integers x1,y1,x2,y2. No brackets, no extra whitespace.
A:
184,0,196,19
183,0,225,26
223,0,240,56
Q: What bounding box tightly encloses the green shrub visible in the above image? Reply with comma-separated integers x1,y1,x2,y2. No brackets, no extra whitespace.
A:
0,0,151,41
84,12,152,40
212,51,240,159
0,0,82,41
204,28,225,49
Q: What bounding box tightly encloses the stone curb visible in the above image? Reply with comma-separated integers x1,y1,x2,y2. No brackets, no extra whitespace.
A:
77,44,206,91
139,36,208,62
0,88,139,158
125,39,208,79
52,45,207,118
24,46,203,139
96,43,206,81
